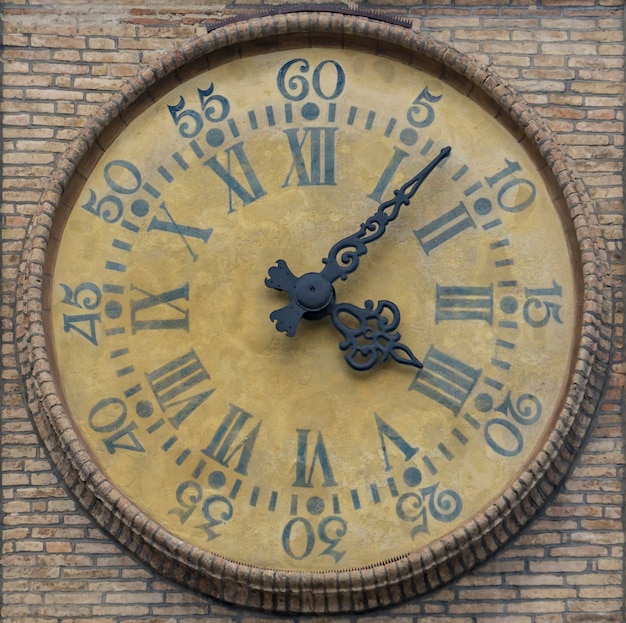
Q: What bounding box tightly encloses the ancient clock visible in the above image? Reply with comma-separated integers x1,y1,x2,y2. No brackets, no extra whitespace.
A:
20,9,609,614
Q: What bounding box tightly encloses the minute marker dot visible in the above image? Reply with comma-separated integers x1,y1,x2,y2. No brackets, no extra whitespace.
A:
307,496,325,515
403,466,422,487
500,296,518,314
104,300,122,319
475,393,493,412
205,128,224,148
208,471,226,489
473,197,492,215
399,127,418,146
136,400,153,418
301,102,319,121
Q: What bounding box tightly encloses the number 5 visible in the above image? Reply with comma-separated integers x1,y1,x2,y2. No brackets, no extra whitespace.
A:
407,87,442,128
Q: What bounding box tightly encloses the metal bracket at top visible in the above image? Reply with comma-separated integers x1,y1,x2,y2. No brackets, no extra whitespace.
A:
206,4,413,33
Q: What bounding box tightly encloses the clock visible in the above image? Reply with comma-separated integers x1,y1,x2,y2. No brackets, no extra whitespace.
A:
19,9,610,614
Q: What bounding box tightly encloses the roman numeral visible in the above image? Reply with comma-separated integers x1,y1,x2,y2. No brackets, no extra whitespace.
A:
202,404,261,476
145,349,214,429
130,283,189,333
414,202,476,255
204,141,266,213
410,346,482,416
292,429,337,488
147,201,212,262
374,414,419,472
283,127,337,187
367,146,409,202
436,284,494,323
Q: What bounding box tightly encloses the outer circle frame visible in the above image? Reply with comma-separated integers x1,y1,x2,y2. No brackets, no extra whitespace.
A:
16,10,612,614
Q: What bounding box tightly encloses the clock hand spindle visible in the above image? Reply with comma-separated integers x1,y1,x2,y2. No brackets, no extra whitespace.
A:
265,146,452,369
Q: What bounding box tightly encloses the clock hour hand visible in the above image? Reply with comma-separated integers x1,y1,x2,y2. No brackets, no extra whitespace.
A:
266,288,422,371
329,299,423,371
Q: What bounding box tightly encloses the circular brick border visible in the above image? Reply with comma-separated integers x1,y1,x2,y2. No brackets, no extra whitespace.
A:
16,11,613,614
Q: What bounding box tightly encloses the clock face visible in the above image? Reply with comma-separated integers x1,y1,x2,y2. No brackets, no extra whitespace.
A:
29,13,604,613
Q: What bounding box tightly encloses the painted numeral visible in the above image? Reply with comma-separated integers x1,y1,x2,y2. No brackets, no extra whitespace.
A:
413,202,476,255
282,515,347,563
145,349,214,429
485,159,536,213
523,280,563,327
483,392,542,457
367,146,409,202
198,495,234,541
202,404,262,476
169,480,202,523
147,202,212,262
410,346,482,416
60,282,102,345
102,421,144,453
484,158,522,188
407,87,443,129
88,397,145,454
435,284,494,324
130,283,189,333
204,141,266,212
277,58,345,101
293,429,337,488
283,127,337,187
374,414,419,472
168,84,230,138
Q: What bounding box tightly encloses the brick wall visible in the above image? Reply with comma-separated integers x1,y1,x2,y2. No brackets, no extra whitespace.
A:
1,1,624,621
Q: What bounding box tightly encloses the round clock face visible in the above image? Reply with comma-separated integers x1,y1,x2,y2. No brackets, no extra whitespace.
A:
51,45,575,567
27,13,605,613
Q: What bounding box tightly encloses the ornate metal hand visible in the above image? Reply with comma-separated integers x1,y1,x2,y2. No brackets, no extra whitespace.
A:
320,146,451,284
265,146,451,371
330,300,423,371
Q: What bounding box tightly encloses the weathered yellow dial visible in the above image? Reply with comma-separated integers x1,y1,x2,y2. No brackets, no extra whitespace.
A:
23,11,606,614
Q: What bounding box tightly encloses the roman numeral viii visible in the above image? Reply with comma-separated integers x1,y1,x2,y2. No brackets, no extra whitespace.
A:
145,348,214,429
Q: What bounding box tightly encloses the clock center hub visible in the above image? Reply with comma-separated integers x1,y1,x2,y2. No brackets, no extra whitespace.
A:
294,273,335,314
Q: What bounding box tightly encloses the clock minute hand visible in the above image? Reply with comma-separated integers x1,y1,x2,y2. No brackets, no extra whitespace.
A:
319,146,451,284
265,146,451,346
